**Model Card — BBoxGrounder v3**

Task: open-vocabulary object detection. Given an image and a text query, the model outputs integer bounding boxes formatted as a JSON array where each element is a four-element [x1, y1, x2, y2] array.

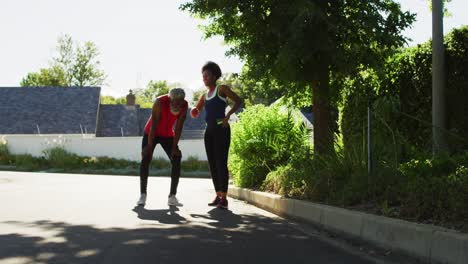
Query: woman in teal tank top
[[190, 61, 242, 209]]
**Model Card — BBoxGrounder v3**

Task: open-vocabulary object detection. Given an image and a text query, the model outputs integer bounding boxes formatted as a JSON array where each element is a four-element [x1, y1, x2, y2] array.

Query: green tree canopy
[[20, 65, 68, 87], [134, 80, 175, 104], [21, 34, 106, 87], [181, 0, 415, 154], [101, 80, 177, 109]]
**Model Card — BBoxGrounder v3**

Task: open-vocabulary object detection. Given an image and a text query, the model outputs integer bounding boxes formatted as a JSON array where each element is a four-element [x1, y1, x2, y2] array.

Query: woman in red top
[[137, 88, 188, 207]]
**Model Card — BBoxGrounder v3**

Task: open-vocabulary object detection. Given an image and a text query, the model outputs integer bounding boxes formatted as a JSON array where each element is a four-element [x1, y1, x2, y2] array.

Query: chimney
[[126, 89, 136, 106]]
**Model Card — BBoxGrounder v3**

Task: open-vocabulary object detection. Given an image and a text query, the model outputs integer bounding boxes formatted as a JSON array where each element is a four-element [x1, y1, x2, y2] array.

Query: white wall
[[1, 134, 207, 161]]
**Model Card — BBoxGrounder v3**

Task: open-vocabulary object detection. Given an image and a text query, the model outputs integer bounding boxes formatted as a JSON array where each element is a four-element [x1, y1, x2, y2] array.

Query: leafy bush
[[15, 154, 46, 170], [229, 104, 312, 188], [398, 151, 468, 222], [341, 26, 468, 159], [151, 157, 171, 169], [83, 156, 140, 170], [1, 148, 210, 177], [0, 139, 13, 165], [262, 164, 308, 198], [181, 155, 209, 171], [43, 147, 81, 169]]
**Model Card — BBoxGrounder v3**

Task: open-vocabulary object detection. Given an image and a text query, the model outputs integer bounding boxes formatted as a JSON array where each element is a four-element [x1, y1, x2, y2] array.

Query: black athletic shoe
[[208, 196, 221, 206], [217, 198, 228, 209]]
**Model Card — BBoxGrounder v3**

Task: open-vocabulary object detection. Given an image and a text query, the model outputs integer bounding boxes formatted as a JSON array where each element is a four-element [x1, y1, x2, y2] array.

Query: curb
[[229, 185, 468, 264]]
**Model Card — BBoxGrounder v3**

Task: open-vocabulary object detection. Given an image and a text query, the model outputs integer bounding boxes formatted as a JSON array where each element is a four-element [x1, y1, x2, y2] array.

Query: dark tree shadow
[[0, 218, 373, 264]]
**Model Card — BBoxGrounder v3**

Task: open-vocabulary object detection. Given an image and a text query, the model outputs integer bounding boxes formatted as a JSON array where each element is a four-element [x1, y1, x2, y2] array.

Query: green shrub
[[43, 147, 81, 169], [15, 154, 45, 170], [83, 156, 139, 170], [229, 104, 312, 188], [342, 26, 468, 158], [181, 155, 208, 171], [398, 152, 468, 222], [151, 157, 171, 169], [262, 164, 308, 198], [0, 140, 13, 165]]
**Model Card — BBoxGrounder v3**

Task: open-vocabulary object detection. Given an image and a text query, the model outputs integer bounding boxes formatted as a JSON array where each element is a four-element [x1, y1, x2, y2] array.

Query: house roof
[[97, 104, 141, 137], [0, 87, 100, 134], [0, 87, 237, 140], [300, 109, 314, 127]]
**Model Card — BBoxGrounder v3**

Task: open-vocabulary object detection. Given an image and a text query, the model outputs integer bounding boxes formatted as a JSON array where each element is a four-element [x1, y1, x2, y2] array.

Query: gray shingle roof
[[97, 105, 141, 137], [138, 108, 152, 136], [0, 87, 100, 134], [183, 108, 206, 130], [300, 109, 314, 127], [0, 87, 232, 140]]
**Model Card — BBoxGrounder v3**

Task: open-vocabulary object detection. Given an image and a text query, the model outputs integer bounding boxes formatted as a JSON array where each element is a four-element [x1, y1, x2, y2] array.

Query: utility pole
[[432, 0, 448, 155]]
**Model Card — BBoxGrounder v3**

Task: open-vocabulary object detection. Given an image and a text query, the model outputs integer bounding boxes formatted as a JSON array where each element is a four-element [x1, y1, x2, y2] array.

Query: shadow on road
[[190, 208, 243, 229], [0, 218, 372, 264], [132, 206, 187, 225]]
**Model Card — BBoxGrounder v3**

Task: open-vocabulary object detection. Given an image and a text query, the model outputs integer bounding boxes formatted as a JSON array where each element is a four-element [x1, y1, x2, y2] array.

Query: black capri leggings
[[204, 124, 231, 193]]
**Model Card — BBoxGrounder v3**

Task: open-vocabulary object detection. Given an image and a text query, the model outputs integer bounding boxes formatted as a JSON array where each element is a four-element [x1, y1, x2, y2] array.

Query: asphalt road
[[0, 171, 379, 264]]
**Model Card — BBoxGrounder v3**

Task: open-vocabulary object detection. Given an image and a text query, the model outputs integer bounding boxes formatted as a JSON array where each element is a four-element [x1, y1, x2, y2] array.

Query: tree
[[100, 95, 126, 105], [427, 0, 452, 17], [181, 1, 415, 155], [20, 65, 68, 87], [99, 80, 176, 109], [431, 0, 449, 154], [70, 41, 107, 86], [21, 34, 106, 87], [53, 34, 74, 86], [237, 66, 291, 106], [134, 80, 177, 104]]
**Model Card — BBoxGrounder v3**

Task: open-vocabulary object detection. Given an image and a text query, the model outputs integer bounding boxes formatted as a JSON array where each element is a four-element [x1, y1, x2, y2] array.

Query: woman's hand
[[222, 116, 230, 127], [190, 108, 200, 118], [170, 147, 181, 160]]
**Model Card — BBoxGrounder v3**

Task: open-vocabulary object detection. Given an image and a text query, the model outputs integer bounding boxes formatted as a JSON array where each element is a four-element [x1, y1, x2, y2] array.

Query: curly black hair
[[201, 61, 222, 80]]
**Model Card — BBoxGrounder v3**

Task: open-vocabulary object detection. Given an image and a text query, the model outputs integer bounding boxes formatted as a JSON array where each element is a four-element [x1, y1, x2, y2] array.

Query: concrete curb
[[229, 185, 468, 264]]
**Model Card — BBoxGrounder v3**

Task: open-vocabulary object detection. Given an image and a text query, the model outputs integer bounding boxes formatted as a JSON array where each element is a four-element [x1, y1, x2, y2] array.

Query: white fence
[[1, 134, 207, 161]]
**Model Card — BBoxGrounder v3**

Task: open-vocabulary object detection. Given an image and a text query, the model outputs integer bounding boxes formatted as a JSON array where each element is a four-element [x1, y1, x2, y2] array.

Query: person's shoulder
[[157, 94, 170, 103], [218, 84, 232, 93], [157, 94, 169, 100], [217, 84, 231, 97]]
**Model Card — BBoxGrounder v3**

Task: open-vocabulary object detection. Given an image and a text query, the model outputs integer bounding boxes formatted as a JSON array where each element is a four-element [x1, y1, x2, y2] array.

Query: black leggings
[[204, 124, 231, 193], [140, 134, 181, 195]]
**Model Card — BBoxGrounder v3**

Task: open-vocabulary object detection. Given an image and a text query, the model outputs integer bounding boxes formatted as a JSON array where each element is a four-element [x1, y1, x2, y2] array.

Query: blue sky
[[0, 0, 466, 97]]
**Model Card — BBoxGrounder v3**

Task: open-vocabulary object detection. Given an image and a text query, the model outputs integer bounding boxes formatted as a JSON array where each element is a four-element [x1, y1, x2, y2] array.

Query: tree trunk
[[312, 67, 334, 156], [432, 0, 448, 155]]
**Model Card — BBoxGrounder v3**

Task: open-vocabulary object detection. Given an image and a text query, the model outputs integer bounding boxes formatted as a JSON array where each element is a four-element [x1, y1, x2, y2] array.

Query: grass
[[0, 146, 210, 178]]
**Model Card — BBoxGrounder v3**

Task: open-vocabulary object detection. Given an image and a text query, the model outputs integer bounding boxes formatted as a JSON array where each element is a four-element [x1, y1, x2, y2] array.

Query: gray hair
[[169, 88, 185, 100]]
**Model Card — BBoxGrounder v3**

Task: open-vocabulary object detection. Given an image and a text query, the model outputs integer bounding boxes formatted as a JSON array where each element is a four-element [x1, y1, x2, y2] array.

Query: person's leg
[[205, 126, 221, 200], [139, 135, 157, 194], [159, 137, 181, 196], [214, 126, 231, 208]]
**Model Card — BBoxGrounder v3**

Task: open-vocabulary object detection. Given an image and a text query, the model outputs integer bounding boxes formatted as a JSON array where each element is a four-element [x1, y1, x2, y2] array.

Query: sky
[[0, 0, 466, 98]]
